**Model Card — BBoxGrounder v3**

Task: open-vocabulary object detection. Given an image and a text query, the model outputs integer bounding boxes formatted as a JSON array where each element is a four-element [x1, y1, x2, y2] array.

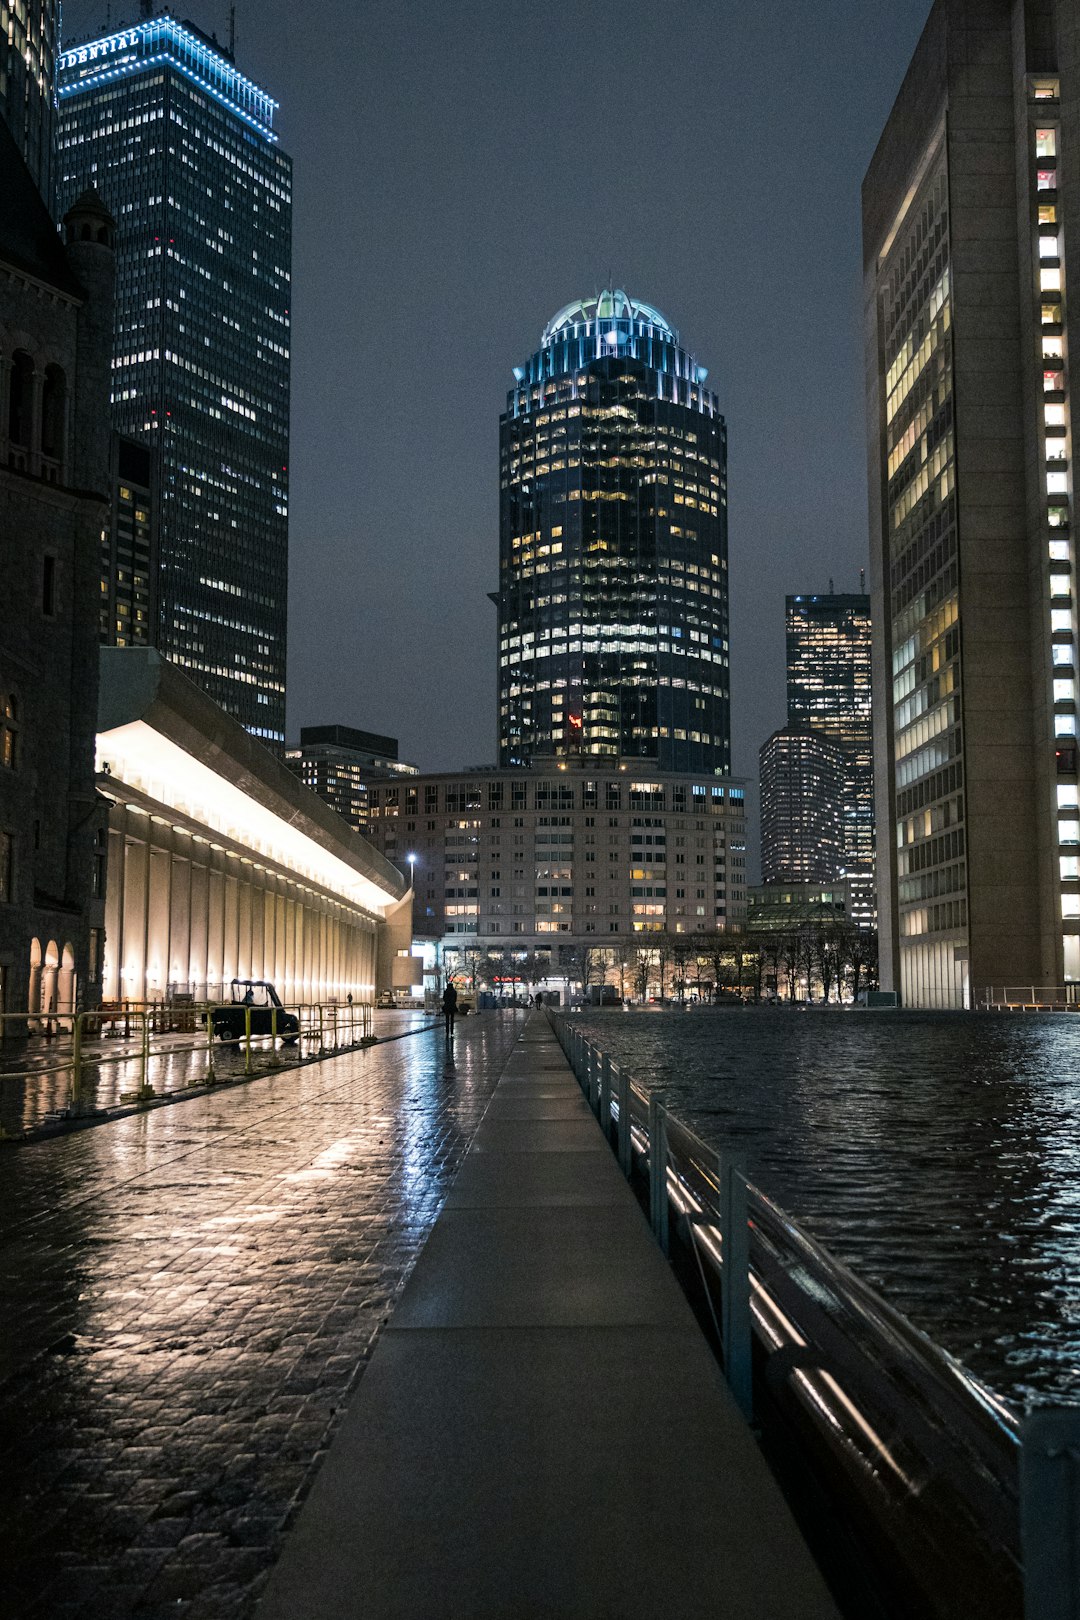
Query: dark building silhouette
[[865, 0, 1080, 1006], [494, 289, 729, 772], [0, 0, 58, 208], [0, 116, 116, 1016], [57, 17, 292, 749], [101, 436, 156, 647]]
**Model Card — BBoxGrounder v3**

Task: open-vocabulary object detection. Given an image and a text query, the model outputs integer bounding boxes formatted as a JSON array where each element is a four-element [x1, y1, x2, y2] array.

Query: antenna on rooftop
[[828, 576, 834, 594], [229, 3, 236, 55], [140, 0, 153, 16], [860, 567, 865, 593]]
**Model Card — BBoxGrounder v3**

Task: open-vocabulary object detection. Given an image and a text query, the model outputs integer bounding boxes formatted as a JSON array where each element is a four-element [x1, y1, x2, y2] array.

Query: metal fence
[[979, 986, 1080, 1010], [0, 999, 377, 1135], [550, 1011, 1080, 1620]]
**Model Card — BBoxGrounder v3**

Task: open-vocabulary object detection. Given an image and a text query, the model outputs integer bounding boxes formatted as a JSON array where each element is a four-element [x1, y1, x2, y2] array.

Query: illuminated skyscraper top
[[57, 17, 291, 747], [495, 289, 729, 772]]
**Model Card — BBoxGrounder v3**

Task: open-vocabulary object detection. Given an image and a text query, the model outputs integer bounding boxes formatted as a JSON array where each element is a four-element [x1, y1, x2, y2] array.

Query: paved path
[[0, 1011, 523, 1618], [258, 1018, 841, 1620]]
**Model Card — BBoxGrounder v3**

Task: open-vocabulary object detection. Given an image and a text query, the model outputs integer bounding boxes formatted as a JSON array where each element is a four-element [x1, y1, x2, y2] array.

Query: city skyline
[[60, 0, 934, 782]]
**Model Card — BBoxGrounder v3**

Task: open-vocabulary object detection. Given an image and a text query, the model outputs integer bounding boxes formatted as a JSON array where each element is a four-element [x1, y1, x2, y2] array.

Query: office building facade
[[1, 0, 58, 207], [57, 18, 292, 746], [786, 593, 874, 888], [286, 725, 419, 834], [759, 726, 847, 884], [865, 0, 1080, 1006], [100, 434, 156, 646], [495, 290, 729, 773], [361, 760, 747, 963]]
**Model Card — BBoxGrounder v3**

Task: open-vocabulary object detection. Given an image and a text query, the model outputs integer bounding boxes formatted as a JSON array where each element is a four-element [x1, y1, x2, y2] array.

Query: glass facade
[[759, 726, 846, 885], [877, 147, 965, 1007], [495, 290, 729, 773], [56, 19, 291, 747], [785, 592, 874, 912], [101, 435, 155, 646], [0, 0, 58, 207]]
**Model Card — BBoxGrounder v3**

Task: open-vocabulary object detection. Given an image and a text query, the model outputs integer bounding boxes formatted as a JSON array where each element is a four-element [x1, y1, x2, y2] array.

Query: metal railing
[[0, 999, 377, 1135], [979, 986, 1080, 1011], [550, 1011, 1080, 1620]]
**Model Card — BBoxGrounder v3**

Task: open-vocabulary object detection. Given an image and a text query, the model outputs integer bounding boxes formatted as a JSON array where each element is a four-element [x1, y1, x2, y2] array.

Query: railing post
[[600, 1052, 612, 1137], [718, 1152, 753, 1419], [244, 1005, 253, 1075], [618, 1069, 631, 1173], [648, 1097, 669, 1255], [70, 1012, 84, 1110], [205, 1009, 216, 1083], [1021, 1408, 1080, 1620], [139, 1012, 152, 1098]]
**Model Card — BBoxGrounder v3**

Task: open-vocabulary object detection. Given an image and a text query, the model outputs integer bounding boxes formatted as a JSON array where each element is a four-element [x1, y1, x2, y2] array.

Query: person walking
[[442, 981, 458, 1042]]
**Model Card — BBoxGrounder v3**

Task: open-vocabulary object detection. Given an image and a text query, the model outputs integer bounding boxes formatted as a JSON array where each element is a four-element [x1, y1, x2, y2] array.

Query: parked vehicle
[[376, 990, 395, 1009], [212, 980, 300, 1043]]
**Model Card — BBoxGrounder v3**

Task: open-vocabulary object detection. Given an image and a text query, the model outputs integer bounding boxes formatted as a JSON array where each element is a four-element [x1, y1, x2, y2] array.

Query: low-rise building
[[96, 650, 411, 1006], [362, 758, 747, 991]]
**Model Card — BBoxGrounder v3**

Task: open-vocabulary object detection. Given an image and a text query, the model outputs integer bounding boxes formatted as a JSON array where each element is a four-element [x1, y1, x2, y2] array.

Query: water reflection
[[577, 1007, 1080, 1406]]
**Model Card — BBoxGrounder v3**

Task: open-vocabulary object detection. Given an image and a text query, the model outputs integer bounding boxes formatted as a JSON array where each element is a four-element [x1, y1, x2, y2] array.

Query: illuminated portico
[[96, 650, 410, 1005]]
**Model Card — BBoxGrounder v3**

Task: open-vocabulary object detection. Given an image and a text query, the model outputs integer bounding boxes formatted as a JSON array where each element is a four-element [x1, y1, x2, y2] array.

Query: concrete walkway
[[258, 1017, 841, 1619]]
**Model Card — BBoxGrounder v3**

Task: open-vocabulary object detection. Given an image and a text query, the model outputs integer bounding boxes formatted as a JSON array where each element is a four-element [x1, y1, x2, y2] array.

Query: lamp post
[[406, 852, 417, 892]]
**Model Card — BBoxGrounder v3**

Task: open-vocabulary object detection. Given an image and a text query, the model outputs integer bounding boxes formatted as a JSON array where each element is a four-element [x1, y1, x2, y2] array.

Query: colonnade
[[103, 802, 378, 1005]]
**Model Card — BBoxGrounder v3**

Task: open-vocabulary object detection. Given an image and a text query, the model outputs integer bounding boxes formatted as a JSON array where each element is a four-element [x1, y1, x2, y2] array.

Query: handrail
[[549, 1011, 1079, 1620], [0, 999, 378, 1133]]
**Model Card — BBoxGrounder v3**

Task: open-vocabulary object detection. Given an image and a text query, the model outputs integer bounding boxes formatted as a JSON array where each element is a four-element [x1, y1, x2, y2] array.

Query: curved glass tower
[[494, 290, 729, 772]]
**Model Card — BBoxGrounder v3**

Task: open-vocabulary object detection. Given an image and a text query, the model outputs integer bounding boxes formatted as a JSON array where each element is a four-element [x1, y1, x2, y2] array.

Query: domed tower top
[[63, 188, 116, 250], [511, 286, 711, 393]]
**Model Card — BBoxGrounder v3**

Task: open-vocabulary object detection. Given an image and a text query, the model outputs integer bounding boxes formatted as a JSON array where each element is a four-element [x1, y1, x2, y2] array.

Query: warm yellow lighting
[[97, 719, 399, 916]]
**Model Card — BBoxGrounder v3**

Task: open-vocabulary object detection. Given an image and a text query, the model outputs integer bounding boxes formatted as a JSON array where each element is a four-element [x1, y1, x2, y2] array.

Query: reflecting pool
[[575, 1007, 1080, 1406]]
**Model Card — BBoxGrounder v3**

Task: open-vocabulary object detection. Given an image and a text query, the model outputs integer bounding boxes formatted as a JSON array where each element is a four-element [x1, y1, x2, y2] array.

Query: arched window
[[41, 365, 66, 464], [1, 695, 17, 769], [7, 351, 33, 450]]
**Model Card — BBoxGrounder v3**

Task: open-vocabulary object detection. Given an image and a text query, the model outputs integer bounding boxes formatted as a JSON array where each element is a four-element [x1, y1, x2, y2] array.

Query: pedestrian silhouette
[[442, 982, 458, 1042]]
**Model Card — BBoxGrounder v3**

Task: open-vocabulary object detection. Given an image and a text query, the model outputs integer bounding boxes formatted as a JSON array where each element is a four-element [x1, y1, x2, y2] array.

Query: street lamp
[[406, 852, 417, 891]]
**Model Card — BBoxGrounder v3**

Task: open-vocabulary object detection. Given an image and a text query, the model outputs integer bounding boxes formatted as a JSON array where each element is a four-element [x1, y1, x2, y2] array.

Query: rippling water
[[575, 1006, 1080, 1408]]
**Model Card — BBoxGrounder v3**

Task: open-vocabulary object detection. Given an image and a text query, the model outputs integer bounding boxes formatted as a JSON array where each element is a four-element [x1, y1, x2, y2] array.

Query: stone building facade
[[362, 760, 747, 992], [0, 118, 115, 1017]]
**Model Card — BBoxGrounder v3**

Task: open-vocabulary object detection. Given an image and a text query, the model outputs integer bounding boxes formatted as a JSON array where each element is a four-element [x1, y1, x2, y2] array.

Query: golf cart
[[212, 980, 300, 1043]]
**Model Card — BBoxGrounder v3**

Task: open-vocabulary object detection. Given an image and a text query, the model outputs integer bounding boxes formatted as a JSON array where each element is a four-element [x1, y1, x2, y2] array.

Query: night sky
[[65, 0, 932, 783]]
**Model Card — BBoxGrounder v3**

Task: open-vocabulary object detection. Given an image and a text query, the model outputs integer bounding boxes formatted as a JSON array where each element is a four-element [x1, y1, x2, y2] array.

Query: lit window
[[1055, 679, 1076, 702], [1042, 269, 1062, 293], [1036, 129, 1058, 157], [1062, 856, 1080, 880], [1040, 234, 1060, 259]]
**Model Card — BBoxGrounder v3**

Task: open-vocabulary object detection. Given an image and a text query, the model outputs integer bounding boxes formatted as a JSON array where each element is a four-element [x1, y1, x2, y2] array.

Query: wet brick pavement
[[0, 1011, 524, 1619]]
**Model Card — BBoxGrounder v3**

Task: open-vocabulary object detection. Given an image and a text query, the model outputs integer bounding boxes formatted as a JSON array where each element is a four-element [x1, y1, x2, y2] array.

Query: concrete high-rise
[[57, 17, 292, 748], [0, 0, 58, 207], [864, 0, 1080, 1007], [494, 290, 729, 773]]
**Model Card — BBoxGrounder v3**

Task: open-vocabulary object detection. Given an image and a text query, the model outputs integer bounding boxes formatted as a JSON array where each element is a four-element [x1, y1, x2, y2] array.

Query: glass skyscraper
[[0, 0, 58, 207], [785, 592, 874, 907], [494, 290, 729, 772], [57, 18, 291, 746]]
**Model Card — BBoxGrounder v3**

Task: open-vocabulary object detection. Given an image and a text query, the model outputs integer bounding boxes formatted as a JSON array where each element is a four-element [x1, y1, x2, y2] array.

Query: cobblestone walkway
[[0, 1012, 524, 1619]]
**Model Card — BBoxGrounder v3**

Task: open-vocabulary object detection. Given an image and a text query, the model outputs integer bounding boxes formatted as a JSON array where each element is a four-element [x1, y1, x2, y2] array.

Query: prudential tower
[[494, 290, 729, 772]]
